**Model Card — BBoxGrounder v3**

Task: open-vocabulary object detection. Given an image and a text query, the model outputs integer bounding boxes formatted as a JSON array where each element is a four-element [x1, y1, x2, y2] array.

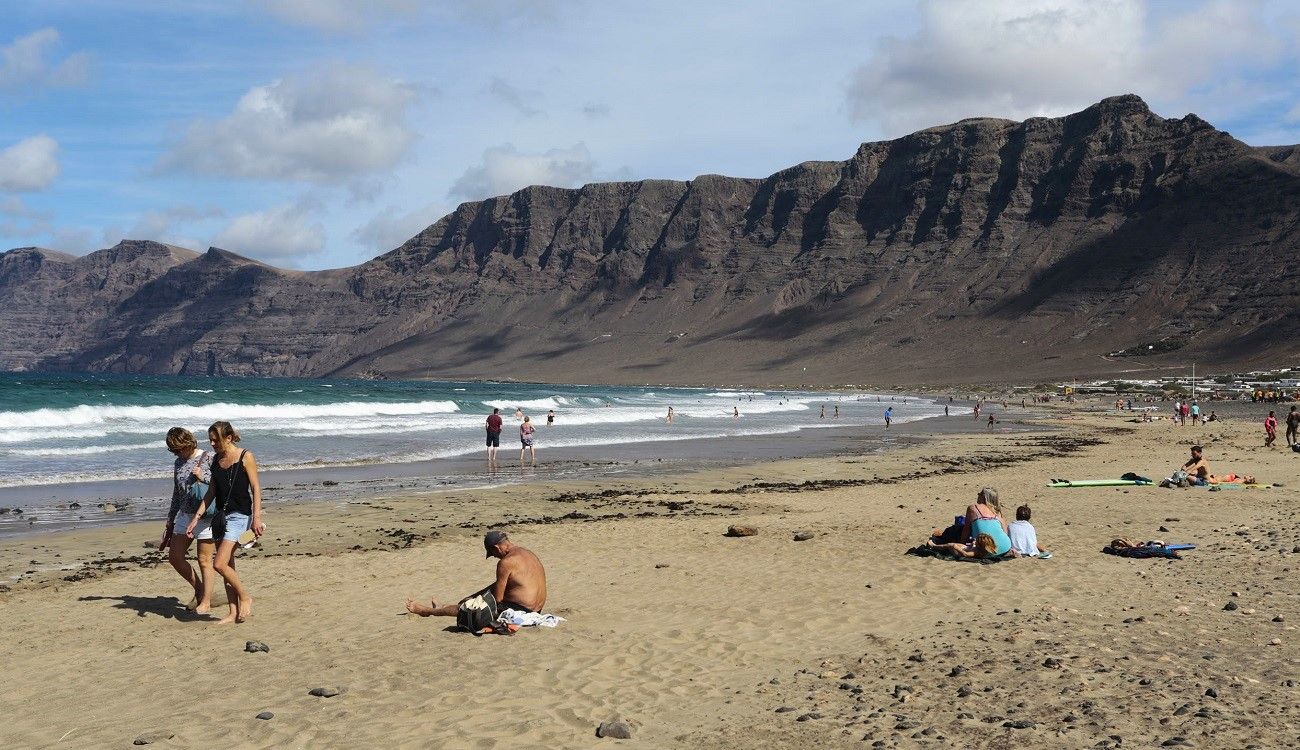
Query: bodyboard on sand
[[1048, 479, 1153, 488], [1103, 543, 1195, 559]]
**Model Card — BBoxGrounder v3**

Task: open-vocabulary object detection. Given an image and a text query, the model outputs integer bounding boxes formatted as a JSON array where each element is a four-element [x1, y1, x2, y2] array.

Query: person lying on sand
[[927, 533, 1003, 559], [405, 530, 547, 617]]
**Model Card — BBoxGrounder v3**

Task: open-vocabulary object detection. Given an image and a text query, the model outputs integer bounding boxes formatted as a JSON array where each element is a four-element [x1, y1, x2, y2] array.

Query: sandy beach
[[1, 400, 1296, 748]]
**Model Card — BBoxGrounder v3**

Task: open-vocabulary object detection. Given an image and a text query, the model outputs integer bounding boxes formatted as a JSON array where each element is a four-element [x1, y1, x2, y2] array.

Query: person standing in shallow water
[[186, 421, 264, 624], [884, 406, 892, 429], [161, 427, 214, 614], [520, 416, 537, 466], [485, 408, 503, 464]]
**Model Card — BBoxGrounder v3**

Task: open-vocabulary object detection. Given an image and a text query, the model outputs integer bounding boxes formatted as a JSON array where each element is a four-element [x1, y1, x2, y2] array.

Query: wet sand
[[0, 399, 1296, 748]]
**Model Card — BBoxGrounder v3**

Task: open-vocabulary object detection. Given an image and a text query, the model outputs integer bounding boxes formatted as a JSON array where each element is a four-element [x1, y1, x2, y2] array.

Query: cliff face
[[3, 95, 1298, 385]]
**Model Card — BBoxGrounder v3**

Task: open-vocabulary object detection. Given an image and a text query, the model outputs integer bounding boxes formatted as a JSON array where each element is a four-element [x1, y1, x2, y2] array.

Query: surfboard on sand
[[1047, 479, 1153, 488]]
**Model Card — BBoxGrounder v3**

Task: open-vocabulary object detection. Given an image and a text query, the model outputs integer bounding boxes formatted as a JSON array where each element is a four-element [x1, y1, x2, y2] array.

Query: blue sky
[[1, 0, 1298, 269]]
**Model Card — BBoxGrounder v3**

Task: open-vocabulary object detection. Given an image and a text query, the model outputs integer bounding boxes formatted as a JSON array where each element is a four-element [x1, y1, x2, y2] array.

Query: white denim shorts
[[173, 511, 213, 541]]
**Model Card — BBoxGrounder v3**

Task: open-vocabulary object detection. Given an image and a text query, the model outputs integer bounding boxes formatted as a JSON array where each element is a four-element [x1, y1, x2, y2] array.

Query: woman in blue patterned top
[[160, 427, 215, 614]]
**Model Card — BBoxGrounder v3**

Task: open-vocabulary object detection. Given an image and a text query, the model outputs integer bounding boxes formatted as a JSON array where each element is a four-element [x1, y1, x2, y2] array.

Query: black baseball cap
[[484, 530, 508, 557]]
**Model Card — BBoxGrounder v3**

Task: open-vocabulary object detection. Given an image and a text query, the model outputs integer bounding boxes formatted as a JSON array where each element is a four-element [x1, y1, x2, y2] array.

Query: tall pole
[[1192, 363, 1196, 399]]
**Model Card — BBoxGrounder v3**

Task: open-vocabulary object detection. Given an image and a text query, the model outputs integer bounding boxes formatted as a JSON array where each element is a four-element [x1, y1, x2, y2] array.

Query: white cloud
[[847, 0, 1295, 136], [0, 135, 61, 192], [128, 205, 224, 245], [249, 0, 423, 32], [157, 64, 419, 183], [489, 77, 543, 117], [213, 201, 325, 262], [0, 28, 90, 92], [450, 143, 595, 201], [352, 201, 445, 252]]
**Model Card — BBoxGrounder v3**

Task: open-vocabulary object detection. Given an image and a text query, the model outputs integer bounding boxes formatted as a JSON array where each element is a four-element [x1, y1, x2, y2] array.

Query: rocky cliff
[[3, 95, 1298, 386]]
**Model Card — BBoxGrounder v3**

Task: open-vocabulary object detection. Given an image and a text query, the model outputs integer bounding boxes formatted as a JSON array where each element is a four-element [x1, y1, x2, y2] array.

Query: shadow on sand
[[78, 594, 214, 621]]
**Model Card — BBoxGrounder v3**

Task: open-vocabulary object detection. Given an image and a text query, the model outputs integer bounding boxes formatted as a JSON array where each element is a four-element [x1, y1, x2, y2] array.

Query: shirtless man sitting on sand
[[1183, 445, 1209, 480], [405, 530, 547, 616]]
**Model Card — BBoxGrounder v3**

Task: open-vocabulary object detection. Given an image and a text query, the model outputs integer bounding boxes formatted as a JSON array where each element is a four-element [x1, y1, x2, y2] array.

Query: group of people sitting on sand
[[925, 488, 1051, 560], [160, 421, 264, 624]]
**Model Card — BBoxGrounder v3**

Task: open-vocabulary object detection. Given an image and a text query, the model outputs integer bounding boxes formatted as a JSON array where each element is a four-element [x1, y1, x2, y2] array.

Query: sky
[[1, 0, 1298, 270]]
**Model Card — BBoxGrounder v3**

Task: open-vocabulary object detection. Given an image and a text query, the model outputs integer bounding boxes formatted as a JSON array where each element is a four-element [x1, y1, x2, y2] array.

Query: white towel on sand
[[498, 609, 565, 628]]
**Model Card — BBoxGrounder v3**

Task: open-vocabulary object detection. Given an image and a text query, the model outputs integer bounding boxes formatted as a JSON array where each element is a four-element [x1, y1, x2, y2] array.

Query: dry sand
[[1, 402, 1297, 748]]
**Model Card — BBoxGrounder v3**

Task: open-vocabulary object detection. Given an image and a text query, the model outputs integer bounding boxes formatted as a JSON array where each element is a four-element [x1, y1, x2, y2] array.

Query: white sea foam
[[0, 400, 462, 429], [4, 440, 161, 457], [481, 397, 570, 411]]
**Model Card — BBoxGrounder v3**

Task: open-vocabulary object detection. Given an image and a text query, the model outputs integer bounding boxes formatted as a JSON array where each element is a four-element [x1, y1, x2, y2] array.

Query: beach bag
[[457, 591, 498, 634]]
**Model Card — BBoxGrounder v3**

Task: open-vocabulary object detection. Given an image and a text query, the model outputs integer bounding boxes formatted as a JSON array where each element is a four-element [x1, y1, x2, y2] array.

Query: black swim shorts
[[486, 430, 500, 447]]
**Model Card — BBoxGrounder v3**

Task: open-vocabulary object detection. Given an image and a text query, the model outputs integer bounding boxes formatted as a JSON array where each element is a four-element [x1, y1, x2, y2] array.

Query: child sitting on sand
[[927, 532, 1002, 559], [1009, 505, 1051, 558]]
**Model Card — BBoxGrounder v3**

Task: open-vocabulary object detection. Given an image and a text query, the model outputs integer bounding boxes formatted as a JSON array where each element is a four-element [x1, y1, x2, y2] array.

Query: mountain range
[[3, 94, 1298, 387]]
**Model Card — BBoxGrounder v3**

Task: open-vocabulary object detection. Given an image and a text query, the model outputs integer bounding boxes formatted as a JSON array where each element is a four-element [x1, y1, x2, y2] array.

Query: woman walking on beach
[[161, 428, 215, 613], [186, 421, 264, 624], [1264, 411, 1278, 448], [520, 416, 537, 465]]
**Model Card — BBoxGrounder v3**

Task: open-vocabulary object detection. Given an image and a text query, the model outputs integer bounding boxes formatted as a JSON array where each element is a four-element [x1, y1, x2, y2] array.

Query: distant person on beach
[[962, 488, 1011, 555], [1264, 411, 1278, 448], [1286, 406, 1299, 446], [161, 427, 215, 614], [820, 404, 825, 419], [186, 421, 264, 624], [1191, 401, 1200, 425], [834, 405, 839, 419], [944, 405, 949, 416], [1180, 401, 1189, 426], [1008, 505, 1050, 558], [546, 409, 555, 427], [884, 406, 892, 429], [514, 407, 524, 421], [486, 408, 503, 463], [666, 406, 674, 423], [520, 416, 536, 465], [987, 414, 996, 429], [733, 406, 739, 419], [405, 530, 547, 617]]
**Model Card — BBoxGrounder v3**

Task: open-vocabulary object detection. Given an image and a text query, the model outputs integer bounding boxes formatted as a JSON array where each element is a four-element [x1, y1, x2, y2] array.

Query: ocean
[[0, 373, 952, 534]]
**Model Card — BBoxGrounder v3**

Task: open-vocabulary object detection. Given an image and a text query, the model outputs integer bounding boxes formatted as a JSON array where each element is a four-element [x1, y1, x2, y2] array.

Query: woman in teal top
[[963, 487, 1012, 556]]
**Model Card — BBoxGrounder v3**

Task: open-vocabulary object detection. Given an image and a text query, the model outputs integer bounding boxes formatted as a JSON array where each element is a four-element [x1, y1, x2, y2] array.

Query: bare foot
[[215, 610, 237, 625], [194, 603, 211, 615], [405, 598, 435, 616], [185, 596, 199, 611], [236, 596, 253, 623]]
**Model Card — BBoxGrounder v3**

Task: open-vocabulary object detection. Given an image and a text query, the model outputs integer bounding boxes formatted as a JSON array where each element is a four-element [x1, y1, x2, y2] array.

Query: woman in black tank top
[[186, 420, 265, 624]]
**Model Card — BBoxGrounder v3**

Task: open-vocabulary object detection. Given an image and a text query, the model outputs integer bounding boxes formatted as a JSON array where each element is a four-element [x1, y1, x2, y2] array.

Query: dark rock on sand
[[775, 706, 795, 713], [792, 531, 814, 541], [1003, 720, 1036, 729], [596, 720, 633, 739], [132, 732, 174, 745], [309, 687, 342, 698], [245, 641, 270, 653], [1223, 601, 1239, 611], [1205, 687, 1219, 698], [256, 712, 274, 720], [796, 713, 822, 722], [725, 525, 757, 537]]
